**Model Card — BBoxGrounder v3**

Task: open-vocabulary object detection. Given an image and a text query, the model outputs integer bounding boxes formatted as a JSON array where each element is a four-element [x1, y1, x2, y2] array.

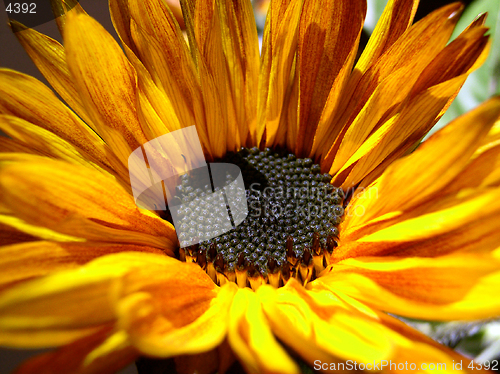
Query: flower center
[[172, 147, 344, 289]]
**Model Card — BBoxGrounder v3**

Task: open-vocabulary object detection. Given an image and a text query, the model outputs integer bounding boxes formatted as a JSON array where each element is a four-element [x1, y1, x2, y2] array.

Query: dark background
[[0, 0, 479, 373]]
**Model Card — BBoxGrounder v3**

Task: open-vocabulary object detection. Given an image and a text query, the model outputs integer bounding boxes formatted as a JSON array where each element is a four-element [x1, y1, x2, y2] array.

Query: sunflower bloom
[[1, 0, 500, 373]]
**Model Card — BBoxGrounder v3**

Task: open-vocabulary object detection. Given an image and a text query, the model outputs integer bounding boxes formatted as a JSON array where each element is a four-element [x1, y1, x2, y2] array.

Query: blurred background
[[0, 0, 499, 373]]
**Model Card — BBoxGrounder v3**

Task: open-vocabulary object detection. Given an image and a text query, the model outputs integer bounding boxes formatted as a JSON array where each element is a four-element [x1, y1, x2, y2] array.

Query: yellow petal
[[317, 253, 500, 320], [258, 0, 304, 147], [338, 187, 500, 259], [295, 0, 366, 157], [0, 252, 204, 348], [345, 97, 500, 229], [260, 280, 394, 367], [0, 219, 37, 246], [0, 241, 164, 289], [0, 158, 177, 252], [13, 328, 137, 374], [0, 214, 82, 244], [122, 282, 236, 357], [10, 20, 93, 127], [332, 291, 484, 374], [216, 0, 260, 147], [316, 3, 463, 163], [0, 115, 104, 171], [0, 70, 126, 182], [49, 0, 87, 36], [64, 11, 148, 165], [355, 0, 418, 75], [228, 287, 299, 374]]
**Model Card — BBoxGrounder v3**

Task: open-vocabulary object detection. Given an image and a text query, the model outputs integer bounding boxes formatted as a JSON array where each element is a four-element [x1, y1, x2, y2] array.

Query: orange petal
[[0, 157, 177, 252], [317, 253, 500, 320], [344, 97, 500, 229], [335, 75, 467, 188], [335, 23, 490, 188], [10, 20, 93, 127], [0, 252, 207, 348], [109, 0, 139, 55], [128, 0, 211, 155], [338, 187, 500, 258], [122, 282, 236, 357], [442, 127, 500, 194], [181, 0, 236, 155], [0, 241, 163, 290], [64, 11, 148, 165], [316, 3, 464, 165], [295, 0, 366, 157], [13, 328, 137, 374], [258, 0, 304, 147], [0, 70, 127, 182], [228, 287, 300, 373], [216, 0, 260, 147]]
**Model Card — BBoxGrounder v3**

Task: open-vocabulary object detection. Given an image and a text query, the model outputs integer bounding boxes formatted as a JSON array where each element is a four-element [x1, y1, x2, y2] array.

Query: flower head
[[0, 0, 499, 373]]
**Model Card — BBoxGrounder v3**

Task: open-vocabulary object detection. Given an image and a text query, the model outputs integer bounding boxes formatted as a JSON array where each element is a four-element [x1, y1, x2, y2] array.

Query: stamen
[[169, 147, 344, 289]]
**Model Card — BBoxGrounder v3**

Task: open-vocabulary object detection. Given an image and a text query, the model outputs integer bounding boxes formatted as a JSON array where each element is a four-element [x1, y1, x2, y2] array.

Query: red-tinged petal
[[0, 70, 127, 183], [64, 11, 148, 165], [257, 0, 304, 147], [0, 241, 164, 290], [295, 0, 366, 157], [317, 254, 500, 321], [344, 97, 500, 229], [355, 0, 418, 75], [338, 187, 500, 258], [228, 287, 300, 373], [122, 283, 237, 357], [316, 3, 464, 164], [0, 158, 177, 252], [10, 20, 94, 127], [13, 328, 137, 374]]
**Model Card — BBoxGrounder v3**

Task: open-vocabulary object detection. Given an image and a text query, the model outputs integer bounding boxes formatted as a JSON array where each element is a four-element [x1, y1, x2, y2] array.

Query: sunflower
[[0, 0, 500, 373]]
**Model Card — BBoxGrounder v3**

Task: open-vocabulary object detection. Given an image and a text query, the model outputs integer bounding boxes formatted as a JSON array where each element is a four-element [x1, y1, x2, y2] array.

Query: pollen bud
[[267, 257, 281, 288], [247, 264, 266, 290], [236, 253, 248, 288], [299, 248, 314, 286]]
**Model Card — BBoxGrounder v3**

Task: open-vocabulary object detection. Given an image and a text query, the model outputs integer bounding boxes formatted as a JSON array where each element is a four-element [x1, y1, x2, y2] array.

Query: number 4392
[[469, 360, 498, 370], [5, 3, 36, 13]]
